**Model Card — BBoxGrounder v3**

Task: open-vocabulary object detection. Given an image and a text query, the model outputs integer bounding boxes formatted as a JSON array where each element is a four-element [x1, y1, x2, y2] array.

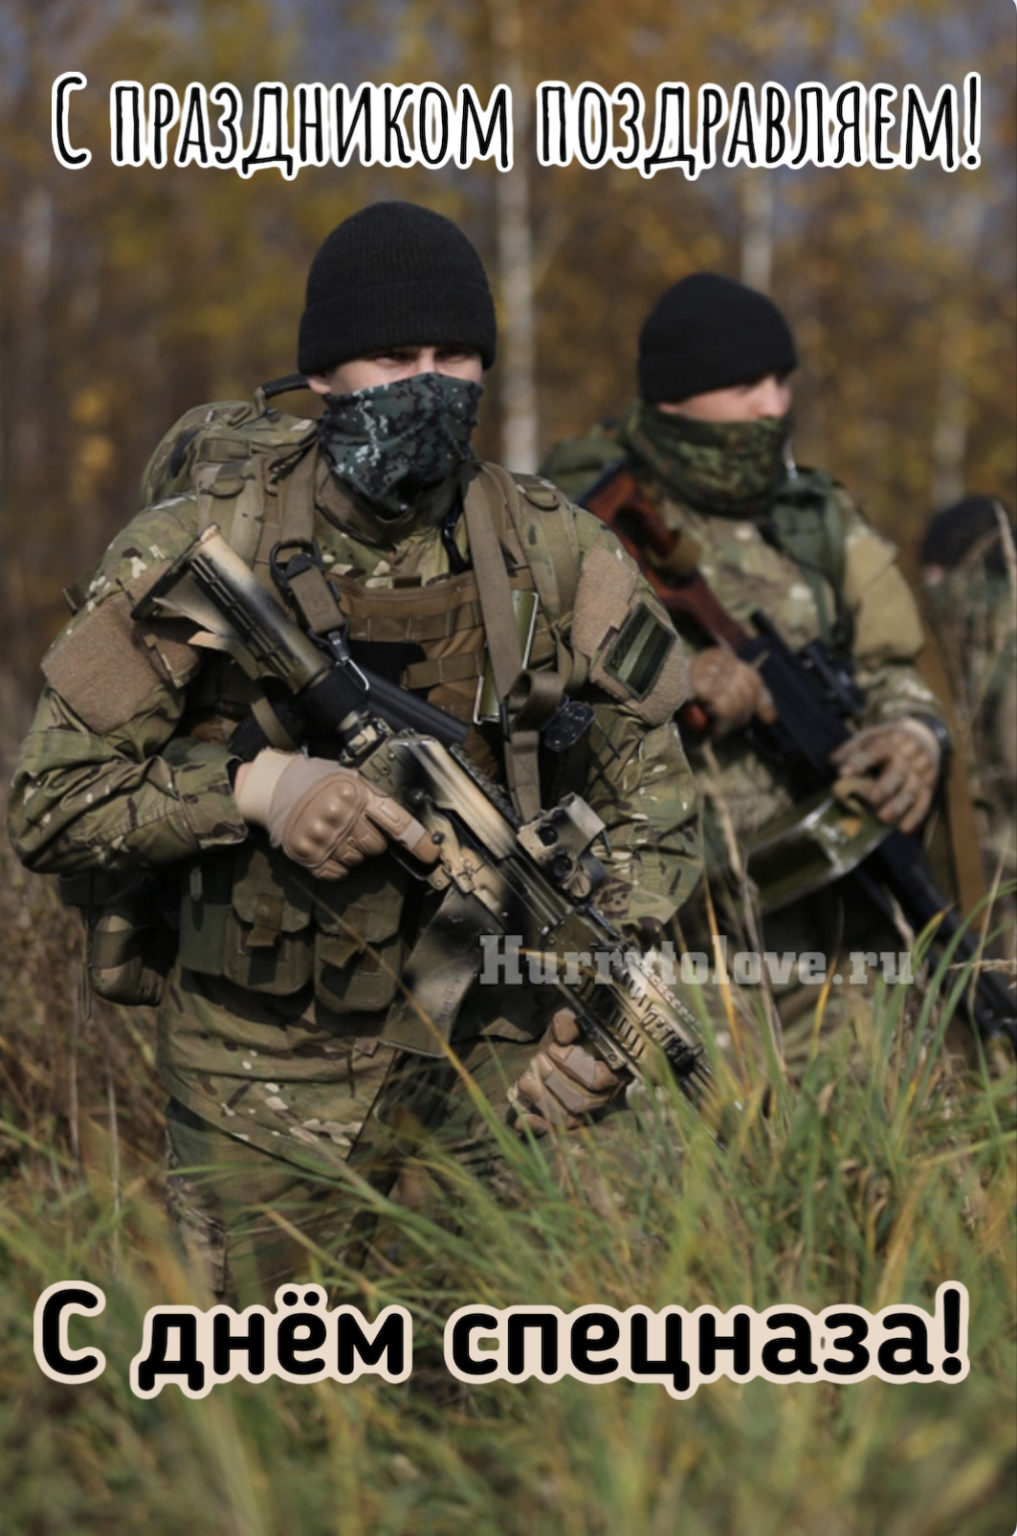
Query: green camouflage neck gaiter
[[319, 373, 482, 520], [625, 401, 792, 518]]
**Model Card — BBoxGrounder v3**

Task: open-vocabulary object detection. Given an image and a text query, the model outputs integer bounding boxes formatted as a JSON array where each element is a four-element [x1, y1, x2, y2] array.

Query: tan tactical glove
[[829, 719, 941, 835], [234, 749, 438, 879], [508, 1008, 628, 1135], [688, 646, 777, 738]]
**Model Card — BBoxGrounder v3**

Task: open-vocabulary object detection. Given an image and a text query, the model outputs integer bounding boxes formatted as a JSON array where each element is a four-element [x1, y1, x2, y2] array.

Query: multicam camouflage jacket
[[542, 402, 948, 841], [7, 440, 700, 1167]]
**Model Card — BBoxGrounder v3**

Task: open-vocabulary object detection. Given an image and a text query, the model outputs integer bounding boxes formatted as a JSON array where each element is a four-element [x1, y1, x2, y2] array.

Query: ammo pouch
[[177, 840, 409, 1018], [60, 871, 179, 1007]]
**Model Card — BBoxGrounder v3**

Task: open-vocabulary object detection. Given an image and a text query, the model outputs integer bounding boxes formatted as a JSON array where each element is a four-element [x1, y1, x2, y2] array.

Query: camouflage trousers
[[164, 1029, 568, 1307]]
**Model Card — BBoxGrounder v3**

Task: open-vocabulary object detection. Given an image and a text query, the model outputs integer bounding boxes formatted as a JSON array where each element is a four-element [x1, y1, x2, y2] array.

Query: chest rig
[[173, 424, 583, 1036]]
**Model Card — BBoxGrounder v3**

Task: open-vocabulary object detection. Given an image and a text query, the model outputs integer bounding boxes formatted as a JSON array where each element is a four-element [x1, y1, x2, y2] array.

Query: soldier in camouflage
[[542, 272, 951, 1028], [922, 497, 1016, 960], [8, 203, 700, 1301]]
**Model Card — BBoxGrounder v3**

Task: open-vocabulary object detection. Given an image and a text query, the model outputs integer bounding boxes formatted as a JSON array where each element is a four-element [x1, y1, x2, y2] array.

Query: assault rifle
[[583, 467, 1016, 1048], [133, 525, 716, 1113]]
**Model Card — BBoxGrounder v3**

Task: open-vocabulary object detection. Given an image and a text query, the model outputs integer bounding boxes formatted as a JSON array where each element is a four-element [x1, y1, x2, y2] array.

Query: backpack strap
[[253, 441, 353, 645], [767, 472, 850, 648], [490, 464, 582, 618], [463, 465, 567, 820], [481, 461, 587, 698], [195, 437, 337, 747], [250, 439, 317, 569], [267, 436, 319, 545]]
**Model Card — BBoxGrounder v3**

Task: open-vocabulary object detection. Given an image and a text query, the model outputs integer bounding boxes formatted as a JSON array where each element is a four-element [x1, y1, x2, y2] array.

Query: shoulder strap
[[768, 472, 848, 645], [196, 437, 330, 750], [252, 439, 319, 572], [196, 457, 266, 563], [196, 438, 320, 584], [463, 465, 569, 820], [482, 462, 582, 618]]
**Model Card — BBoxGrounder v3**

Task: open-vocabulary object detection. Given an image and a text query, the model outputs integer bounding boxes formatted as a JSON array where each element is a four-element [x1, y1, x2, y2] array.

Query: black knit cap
[[921, 496, 1013, 575], [297, 201, 496, 376], [638, 272, 797, 404]]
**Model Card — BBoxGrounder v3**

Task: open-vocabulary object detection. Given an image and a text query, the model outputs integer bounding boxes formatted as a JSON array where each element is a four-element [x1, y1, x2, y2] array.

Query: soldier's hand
[[688, 646, 777, 738], [234, 749, 438, 879], [508, 1008, 628, 1135], [830, 720, 941, 835]]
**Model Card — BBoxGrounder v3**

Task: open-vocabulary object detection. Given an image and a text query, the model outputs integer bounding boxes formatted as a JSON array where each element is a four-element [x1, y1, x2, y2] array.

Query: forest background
[[0, 3, 1014, 1534], [0, 0, 1014, 702]]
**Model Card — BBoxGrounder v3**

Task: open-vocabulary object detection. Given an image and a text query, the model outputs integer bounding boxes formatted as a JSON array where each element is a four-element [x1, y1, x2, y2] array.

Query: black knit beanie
[[297, 202, 496, 376], [638, 272, 797, 404], [921, 496, 1013, 575]]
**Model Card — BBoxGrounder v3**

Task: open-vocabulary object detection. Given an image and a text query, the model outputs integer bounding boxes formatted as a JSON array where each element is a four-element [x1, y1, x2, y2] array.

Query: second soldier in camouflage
[[542, 272, 951, 1034]]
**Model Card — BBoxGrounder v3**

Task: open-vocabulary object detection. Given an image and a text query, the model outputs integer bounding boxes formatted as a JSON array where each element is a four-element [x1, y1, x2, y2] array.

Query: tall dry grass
[[1, 671, 1014, 1536]]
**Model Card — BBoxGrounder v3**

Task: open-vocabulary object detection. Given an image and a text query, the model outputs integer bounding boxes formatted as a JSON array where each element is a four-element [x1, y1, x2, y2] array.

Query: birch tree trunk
[[930, 196, 983, 509], [740, 174, 775, 295], [488, 0, 538, 471]]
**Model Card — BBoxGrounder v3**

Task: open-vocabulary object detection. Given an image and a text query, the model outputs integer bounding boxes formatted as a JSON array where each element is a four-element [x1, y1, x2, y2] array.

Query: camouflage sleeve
[[839, 496, 947, 729], [7, 499, 248, 875], [538, 423, 623, 505], [582, 708, 701, 931], [565, 510, 702, 930]]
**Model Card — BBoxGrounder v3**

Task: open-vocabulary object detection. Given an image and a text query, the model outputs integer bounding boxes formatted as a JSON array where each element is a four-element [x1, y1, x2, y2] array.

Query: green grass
[[1, 1005, 1014, 1531], [1, 824, 1015, 1536]]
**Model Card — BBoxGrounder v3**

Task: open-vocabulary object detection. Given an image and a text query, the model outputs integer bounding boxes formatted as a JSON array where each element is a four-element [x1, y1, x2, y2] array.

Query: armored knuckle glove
[[830, 719, 941, 835], [688, 646, 776, 738], [235, 749, 437, 880], [508, 1007, 628, 1136]]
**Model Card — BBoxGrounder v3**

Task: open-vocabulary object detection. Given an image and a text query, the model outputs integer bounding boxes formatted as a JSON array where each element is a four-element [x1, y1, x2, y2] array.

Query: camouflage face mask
[[630, 403, 793, 517], [318, 373, 482, 518]]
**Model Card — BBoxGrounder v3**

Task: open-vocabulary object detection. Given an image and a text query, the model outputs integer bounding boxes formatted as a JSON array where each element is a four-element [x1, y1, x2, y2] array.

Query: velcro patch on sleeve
[[121, 566, 203, 689], [571, 545, 690, 723], [42, 577, 195, 734]]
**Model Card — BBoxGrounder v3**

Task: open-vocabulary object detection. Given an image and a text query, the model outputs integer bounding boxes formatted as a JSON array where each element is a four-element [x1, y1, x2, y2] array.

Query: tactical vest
[[142, 392, 586, 1030]]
